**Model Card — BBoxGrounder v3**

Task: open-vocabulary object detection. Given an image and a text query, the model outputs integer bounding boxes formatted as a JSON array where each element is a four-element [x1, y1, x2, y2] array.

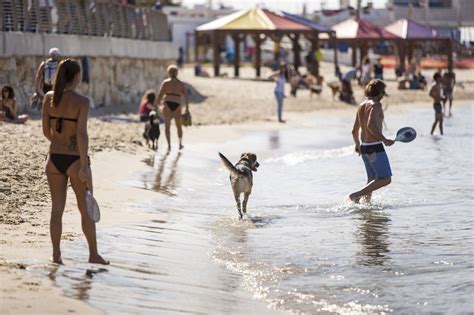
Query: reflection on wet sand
[[47, 263, 108, 301], [356, 210, 391, 266], [141, 151, 182, 196], [141, 154, 155, 167]]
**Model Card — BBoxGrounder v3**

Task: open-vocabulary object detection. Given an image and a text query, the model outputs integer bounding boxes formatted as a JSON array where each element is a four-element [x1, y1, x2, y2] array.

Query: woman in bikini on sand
[[0, 85, 29, 123], [42, 59, 108, 265], [155, 65, 189, 151]]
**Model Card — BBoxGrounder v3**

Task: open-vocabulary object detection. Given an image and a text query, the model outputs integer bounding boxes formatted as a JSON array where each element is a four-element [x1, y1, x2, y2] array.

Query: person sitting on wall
[[0, 85, 29, 124]]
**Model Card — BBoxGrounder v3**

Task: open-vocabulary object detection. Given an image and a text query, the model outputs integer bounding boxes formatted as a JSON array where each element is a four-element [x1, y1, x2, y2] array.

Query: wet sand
[[1, 63, 473, 314]]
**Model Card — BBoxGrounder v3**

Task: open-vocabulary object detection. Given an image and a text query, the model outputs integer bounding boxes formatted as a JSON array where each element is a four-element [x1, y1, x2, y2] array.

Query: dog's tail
[[218, 152, 239, 176]]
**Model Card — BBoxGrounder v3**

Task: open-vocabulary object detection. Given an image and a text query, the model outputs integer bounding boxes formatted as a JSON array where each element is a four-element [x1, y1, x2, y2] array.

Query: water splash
[[265, 145, 354, 166]]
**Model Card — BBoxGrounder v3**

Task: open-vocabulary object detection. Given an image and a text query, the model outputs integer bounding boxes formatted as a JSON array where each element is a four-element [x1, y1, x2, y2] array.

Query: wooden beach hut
[[323, 18, 399, 67], [194, 8, 335, 77], [384, 19, 454, 71]]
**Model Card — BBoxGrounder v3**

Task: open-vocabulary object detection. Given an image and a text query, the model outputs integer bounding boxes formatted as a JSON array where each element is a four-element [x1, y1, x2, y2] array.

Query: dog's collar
[[239, 158, 255, 166], [238, 158, 257, 171]]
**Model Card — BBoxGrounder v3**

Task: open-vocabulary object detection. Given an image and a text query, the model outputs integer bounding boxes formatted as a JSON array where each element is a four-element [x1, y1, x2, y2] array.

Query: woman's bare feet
[[89, 254, 110, 265], [179, 144, 184, 150], [52, 251, 63, 264], [51, 257, 63, 265]]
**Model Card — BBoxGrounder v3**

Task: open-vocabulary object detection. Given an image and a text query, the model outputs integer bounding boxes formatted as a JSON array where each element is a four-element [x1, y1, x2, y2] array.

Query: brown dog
[[219, 152, 260, 219], [307, 75, 324, 97], [327, 81, 342, 100]]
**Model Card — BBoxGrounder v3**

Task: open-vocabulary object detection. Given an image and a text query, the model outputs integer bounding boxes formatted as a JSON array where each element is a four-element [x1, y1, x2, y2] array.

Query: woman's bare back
[[45, 91, 88, 155], [162, 78, 185, 104]]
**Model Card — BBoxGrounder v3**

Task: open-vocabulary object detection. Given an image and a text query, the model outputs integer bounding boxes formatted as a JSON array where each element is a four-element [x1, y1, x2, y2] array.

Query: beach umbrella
[[195, 7, 335, 77]]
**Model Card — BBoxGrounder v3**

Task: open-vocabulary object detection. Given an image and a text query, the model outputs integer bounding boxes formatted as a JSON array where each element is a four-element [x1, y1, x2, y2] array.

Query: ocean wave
[[265, 146, 354, 166]]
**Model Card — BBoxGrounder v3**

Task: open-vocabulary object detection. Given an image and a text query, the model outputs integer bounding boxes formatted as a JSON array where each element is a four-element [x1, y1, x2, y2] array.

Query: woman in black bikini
[[155, 65, 189, 150], [42, 59, 108, 265]]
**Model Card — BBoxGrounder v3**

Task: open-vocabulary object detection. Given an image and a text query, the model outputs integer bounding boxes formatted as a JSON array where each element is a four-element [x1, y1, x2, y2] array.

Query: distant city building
[[313, 0, 473, 29], [163, 4, 234, 59], [389, 0, 473, 28], [391, 0, 451, 8]]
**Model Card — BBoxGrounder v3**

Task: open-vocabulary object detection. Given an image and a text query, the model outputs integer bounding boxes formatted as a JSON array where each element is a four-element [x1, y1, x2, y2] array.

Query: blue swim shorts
[[360, 143, 392, 180]]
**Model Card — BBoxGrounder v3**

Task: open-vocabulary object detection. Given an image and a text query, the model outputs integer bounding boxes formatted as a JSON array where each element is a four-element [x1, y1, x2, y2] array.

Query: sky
[[181, 0, 390, 13]]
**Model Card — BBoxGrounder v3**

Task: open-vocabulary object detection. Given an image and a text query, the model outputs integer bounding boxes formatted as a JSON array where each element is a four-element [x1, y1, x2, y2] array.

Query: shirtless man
[[155, 65, 189, 151], [429, 72, 444, 135], [349, 79, 394, 203], [442, 70, 456, 117], [35, 48, 61, 97]]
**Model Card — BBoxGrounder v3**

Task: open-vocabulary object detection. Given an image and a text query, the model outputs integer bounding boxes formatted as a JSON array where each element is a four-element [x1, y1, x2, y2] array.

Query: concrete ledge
[[1, 32, 178, 60]]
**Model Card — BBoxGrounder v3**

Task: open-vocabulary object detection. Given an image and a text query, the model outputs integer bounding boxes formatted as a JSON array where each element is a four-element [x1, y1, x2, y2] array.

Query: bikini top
[[49, 115, 78, 133]]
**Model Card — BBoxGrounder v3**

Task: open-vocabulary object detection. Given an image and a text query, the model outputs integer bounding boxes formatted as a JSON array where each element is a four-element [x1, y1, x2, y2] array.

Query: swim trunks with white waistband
[[360, 142, 392, 180]]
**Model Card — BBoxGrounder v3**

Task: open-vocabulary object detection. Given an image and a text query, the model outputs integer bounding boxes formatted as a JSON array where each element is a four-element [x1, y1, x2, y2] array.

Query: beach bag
[[30, 93, 42, 111], [182, 110, 192, 127], [85, 188, 100, 223]]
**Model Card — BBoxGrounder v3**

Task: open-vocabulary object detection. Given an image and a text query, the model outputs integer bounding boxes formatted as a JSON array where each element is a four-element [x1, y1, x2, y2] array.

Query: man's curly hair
[[365, 79, 386, 97]]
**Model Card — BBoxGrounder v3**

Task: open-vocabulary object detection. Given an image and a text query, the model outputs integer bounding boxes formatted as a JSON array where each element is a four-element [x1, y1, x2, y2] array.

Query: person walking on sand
[[155, 65, 189, 151], [430, 72, 444, 135], [42, 59, 108, 265], [274, 64, 287, 123], [442, 70, 456, 117], [360, 57, 372, 87], [35, 48, 61, 97], [373, 57, 384, 80], [349, 79, 394, 203]]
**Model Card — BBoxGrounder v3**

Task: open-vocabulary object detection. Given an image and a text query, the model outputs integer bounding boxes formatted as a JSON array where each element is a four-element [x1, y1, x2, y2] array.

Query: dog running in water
[[143, 111, 160, 150], [219, 152, 260, 219]]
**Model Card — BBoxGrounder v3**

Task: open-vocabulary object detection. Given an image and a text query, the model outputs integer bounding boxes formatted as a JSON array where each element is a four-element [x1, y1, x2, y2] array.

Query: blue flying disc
[[395, 127, 417, 143]]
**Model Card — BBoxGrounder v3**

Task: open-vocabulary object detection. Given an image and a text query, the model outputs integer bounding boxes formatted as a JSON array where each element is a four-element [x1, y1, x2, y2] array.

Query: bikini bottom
[[49, 154, 87, 175], [165, 101, 180, 112]]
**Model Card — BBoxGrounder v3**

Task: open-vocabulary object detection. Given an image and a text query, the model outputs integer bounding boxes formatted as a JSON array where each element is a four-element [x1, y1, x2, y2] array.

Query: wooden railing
[[0, 0, 169, 41]]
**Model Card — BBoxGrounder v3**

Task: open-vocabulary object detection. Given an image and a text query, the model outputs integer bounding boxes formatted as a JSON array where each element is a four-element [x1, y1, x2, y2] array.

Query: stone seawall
[[0, 32, 178, 111]]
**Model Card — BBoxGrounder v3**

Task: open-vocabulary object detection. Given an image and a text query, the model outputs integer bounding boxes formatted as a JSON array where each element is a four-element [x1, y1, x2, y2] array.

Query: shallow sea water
[[32, 101, 473, 314]]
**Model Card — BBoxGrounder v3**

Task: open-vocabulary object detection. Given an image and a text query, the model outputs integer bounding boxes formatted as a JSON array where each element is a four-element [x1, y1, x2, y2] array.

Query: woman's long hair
[[279, 64, 289, 81], [1, 85, 14, 100], [141, 89, 156, 105], [52, 59, 81, 107]]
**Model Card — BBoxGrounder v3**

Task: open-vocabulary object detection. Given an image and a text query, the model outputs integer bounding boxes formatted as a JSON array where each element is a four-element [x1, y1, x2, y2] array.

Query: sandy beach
[[1, 63, 473, 314]]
